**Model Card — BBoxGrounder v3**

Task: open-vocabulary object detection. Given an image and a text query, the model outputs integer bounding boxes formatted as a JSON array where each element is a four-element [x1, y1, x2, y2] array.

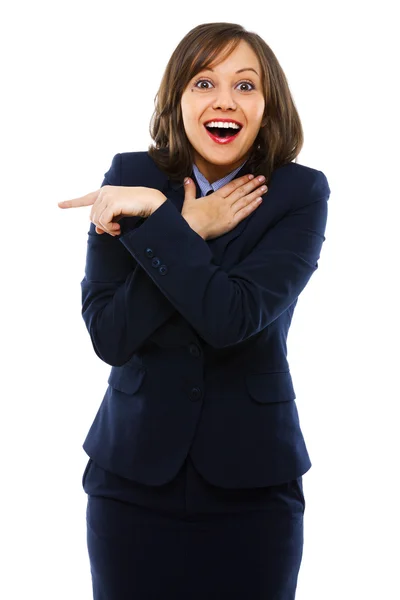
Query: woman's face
[[181, 40, 265, 183]]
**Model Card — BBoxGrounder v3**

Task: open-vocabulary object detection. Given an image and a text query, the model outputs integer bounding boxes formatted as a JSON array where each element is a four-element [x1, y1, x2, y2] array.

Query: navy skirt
[[83, 455, 305, 599]]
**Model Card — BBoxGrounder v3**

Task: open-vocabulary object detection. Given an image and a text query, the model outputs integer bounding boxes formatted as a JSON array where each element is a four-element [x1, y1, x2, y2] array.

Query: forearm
[[119, 196, 328, 349]]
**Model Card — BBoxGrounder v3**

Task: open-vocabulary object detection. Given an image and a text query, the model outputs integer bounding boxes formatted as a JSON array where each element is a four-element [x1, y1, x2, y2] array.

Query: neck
[[194, 155, 248, 184]]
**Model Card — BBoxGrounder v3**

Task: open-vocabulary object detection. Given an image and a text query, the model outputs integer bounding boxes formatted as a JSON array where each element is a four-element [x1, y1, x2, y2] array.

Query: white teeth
[[205, 121, 241, 129]]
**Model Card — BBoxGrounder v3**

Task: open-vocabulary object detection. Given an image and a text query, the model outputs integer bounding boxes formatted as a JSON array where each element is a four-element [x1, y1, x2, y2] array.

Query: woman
[[59, 22, 330, 600]]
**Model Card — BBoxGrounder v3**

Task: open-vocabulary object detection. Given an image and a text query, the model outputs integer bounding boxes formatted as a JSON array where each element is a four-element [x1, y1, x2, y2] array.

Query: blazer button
[[151, 257, 161, 268], [145, 248, 154, 258], [190, 387, 202, 402], [159, 265, 168, 275], [189, 344, 200, 357]]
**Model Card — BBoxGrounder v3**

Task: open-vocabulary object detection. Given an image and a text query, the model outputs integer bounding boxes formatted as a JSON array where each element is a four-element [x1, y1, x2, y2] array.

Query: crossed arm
[[81, 164, 329, 367]]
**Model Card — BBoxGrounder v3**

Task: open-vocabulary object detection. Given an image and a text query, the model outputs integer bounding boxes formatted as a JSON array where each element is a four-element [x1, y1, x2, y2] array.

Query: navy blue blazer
[[81, 151, 330, 489]]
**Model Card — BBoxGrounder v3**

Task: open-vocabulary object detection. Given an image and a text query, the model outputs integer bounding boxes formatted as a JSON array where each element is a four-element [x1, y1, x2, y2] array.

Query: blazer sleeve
[[80, 153, 177, 366], [118, 172, 329, 349]]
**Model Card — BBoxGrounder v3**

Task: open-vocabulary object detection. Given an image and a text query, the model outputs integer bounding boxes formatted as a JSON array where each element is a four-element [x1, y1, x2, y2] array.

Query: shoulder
[[105, 151, 168, 188], [271, 161, 331, 206], [120, 151, 168, 186]]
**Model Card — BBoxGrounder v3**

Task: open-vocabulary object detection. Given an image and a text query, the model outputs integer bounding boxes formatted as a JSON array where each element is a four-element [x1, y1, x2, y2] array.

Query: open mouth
[[204, 122, 243, 144]]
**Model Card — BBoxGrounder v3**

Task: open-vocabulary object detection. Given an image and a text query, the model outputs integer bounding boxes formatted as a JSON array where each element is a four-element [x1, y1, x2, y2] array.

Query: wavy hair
[[148, 22, 303, 186]]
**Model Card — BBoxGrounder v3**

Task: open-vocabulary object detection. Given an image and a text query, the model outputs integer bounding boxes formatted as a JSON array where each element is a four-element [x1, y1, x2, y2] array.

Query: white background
[[1, 0, 399, 598]]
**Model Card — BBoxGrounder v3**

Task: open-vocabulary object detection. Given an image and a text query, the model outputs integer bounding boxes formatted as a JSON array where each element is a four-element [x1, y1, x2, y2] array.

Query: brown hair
[[148, 22, 303, 186]]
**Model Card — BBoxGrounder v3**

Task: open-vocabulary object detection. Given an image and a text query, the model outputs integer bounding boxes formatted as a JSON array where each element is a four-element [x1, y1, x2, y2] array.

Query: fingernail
[[184, 177, 190, 185], [248, 174, 254, 180]]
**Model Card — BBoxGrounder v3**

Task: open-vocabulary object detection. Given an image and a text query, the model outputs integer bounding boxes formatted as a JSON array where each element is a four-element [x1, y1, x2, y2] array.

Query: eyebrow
[[203, 67, 260, 77]]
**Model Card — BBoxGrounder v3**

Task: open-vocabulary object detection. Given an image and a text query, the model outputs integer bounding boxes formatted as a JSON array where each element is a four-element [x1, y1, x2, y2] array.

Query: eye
[[193, 78, 255, 91], [237, 81, 255, 91], [194, 79, 213, 89]]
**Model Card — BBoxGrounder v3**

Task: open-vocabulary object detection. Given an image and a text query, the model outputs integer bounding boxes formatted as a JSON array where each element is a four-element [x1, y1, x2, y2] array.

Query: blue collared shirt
[[192, 161, 247, 197]]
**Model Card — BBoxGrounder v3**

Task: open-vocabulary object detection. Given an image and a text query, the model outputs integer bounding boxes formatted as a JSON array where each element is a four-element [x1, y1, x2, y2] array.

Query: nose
[[212, 86, 237, 111]]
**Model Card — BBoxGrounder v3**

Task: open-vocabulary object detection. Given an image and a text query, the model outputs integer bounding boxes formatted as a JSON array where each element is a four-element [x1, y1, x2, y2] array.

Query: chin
[[198, 149, 246, 165]]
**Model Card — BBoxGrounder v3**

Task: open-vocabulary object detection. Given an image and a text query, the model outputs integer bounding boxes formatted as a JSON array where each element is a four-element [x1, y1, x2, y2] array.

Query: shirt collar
[[192, 161, 248, 197]]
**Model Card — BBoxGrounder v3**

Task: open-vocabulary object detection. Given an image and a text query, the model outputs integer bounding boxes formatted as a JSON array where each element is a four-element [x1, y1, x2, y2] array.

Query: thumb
[[183, 177, 196, 202]]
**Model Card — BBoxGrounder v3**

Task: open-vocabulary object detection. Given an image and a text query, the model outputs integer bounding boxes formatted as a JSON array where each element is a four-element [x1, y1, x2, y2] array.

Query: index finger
[[58, 189, 100, 209], [219, 173, 257, 196]]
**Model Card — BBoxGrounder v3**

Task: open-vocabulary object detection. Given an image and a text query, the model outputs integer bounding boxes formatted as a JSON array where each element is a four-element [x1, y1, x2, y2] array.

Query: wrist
[[150, 193, 167, 214], [182, 213, 207, 240]]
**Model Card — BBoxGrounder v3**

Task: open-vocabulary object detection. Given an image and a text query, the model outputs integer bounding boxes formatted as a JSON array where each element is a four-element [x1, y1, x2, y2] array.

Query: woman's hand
[[181, 174, 268, 240], [58, 186, 167, 235]]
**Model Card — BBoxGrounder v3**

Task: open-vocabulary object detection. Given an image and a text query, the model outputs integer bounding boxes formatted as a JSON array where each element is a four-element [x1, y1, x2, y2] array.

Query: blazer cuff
[[118, 197, 216, 305]]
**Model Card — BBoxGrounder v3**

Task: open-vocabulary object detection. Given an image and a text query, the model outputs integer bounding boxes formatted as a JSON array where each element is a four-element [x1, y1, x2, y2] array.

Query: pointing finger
[[58, 189, 100, 209]]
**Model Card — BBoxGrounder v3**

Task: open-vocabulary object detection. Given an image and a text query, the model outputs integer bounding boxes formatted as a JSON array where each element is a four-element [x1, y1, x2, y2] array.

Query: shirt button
[[145, 248, 154, 258], [189, 344, 200, 357], [159, 265, 168, 276], [190, 387, 202, 402], [151, 257, 161, 268]]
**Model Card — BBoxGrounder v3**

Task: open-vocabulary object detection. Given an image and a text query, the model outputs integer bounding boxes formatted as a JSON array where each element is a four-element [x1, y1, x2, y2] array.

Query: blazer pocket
[[246, 371, 296, 404], [107, 365, 146, 395]]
